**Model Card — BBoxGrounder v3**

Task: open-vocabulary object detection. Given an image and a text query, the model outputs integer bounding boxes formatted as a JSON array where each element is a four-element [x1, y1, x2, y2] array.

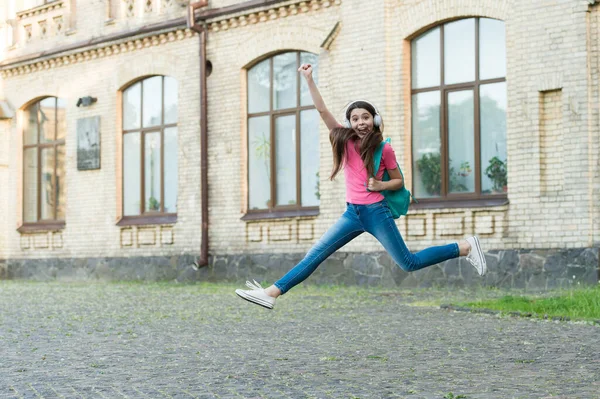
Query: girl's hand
[[298, 63, 313, 79], [367, 177, 384, 192]]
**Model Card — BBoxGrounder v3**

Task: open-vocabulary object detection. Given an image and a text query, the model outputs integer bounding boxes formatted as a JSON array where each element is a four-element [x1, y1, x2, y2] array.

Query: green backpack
[[371, 138, 414, 219]]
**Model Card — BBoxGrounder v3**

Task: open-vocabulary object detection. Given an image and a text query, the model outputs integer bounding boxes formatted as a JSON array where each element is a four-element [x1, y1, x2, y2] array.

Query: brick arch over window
[[114, 55, 175, 91], [236, 25, 326, 69], [397, 0, 509, 39]]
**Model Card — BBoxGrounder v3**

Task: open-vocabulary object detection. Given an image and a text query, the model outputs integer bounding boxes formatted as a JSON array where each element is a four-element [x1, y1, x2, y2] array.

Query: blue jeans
[[274, 200, 459, 294]]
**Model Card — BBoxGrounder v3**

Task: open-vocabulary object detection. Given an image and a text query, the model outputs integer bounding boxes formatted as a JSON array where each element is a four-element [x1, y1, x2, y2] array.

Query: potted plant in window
[[485, 156, 507, 193], [148, 196, 161, 211], [451, 161, 470, 192], [416, 153, 468, 195], [416, 153, 441, 196]]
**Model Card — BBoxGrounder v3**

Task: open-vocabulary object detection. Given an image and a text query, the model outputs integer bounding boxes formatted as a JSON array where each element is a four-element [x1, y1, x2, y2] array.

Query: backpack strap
[[372, 138, 391, 176]]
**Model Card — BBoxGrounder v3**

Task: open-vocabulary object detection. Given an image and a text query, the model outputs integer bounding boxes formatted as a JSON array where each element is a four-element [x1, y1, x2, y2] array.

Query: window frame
[[243, 51, 320, 220], [118, 75, 178, 226], [19, 96, 66, 232], [410, 17, 508, 207]]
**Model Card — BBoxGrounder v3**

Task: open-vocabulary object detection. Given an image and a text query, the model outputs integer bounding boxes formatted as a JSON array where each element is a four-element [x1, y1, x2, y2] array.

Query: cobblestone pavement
[[0, 282, 598, 399]]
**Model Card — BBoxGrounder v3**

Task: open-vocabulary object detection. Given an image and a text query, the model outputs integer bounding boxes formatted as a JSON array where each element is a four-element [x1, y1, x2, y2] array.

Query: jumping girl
[[235, 63, 487, 309]]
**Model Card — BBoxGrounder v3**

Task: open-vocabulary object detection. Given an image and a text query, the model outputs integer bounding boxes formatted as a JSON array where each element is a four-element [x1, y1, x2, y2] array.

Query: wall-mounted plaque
[[77, 116, 101, 170]]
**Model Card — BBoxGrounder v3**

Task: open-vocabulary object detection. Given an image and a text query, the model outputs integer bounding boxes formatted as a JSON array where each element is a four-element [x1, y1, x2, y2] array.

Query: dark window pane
[[273, 52, 297, 110], [480, 82, 507, 194], [39, 97, 56, 143], [143, 76, 163, 128], [23, 148, 38, 222], [480, 18, 506, 80], [56, 144, 66, 219], [144, 132, 161, 212], [248, 59, 270, 114], [40, 146, 55, 220], [123, 82, 141, 130], [300, 52, 318, 106], [300, 109, 320, 206], [23, 104, 38, 145], [411, 27, 440, 89], [123, 133, 141, 216], [448, 90, 475, 194], [275, 115, 296, 206], [412, 91, 441, 198], [164, 127, 178, 213], [248, 116, 270, 210], [444, 19, 475, 85]]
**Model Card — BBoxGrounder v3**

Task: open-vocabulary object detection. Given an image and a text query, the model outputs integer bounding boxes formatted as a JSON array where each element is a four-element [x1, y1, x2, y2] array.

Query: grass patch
[[453, 286, 600, 322]]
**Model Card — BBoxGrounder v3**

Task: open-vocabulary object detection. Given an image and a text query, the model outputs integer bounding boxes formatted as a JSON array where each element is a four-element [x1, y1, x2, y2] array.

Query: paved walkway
[[0, 282, 598, 399]]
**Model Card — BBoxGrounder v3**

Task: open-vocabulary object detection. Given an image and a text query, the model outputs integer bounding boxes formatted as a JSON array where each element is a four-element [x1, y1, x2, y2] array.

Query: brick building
[[0, 0, 598, 289]]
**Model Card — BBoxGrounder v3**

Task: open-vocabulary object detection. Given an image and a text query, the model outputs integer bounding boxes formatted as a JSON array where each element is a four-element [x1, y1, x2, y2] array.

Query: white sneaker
[[235, 280, 276, 309], [465, 236, 487, 276]]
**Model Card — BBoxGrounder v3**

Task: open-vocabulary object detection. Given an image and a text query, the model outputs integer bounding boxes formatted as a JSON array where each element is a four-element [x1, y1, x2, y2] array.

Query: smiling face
[[349, 108, 374, 138]]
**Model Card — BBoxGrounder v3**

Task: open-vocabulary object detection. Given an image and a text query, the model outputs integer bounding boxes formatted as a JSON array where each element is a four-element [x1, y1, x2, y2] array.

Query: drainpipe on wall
[[187, 1, 209, 268]]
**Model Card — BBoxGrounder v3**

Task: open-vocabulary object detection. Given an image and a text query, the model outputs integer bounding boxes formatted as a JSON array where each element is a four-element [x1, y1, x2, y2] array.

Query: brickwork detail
[[539, 89, 564, 195]]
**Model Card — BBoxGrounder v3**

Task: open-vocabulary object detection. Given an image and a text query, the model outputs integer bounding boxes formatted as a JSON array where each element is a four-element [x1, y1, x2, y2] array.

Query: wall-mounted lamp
[[76, 96, 97, 107]]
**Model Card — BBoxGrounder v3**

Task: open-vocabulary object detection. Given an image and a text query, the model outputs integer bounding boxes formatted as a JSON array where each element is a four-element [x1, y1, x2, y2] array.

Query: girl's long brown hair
[[329, 127, 358, 180], [329, 101, 385, 180], [329, 127, 384, 180]]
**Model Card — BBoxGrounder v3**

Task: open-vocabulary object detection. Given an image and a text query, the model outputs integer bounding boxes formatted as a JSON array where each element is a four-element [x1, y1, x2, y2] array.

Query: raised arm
[[298, 63, 342, 131]]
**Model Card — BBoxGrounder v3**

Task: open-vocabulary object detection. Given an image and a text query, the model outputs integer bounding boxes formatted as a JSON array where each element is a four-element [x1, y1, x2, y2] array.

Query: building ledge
[[117, 214, 177, 226], [17, 221, 65, 233], [410, 197, 509, 210], [241, 208, 319, 221]]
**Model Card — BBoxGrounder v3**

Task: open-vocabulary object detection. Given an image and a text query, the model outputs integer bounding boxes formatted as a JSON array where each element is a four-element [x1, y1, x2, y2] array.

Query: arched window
[[22, 97, 66, 224], [247, 51, 320, 214], [122, 76, 178, 218], [411, 18, 507, 202]]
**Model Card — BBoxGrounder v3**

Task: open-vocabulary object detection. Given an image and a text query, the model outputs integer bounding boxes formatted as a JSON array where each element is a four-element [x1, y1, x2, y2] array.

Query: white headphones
[[342, 100, 383, 128]]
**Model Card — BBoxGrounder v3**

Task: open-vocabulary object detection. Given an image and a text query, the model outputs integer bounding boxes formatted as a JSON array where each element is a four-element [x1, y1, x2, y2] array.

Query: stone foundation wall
[[2, 248, 597, 291]]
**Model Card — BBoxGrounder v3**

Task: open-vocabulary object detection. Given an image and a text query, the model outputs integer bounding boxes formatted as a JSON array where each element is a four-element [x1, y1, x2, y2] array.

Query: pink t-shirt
[[344, 140, 398, 204]]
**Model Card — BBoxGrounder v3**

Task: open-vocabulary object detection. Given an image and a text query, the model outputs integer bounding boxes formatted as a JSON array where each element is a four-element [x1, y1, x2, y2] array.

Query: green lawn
[[452, 285, 600, 322]]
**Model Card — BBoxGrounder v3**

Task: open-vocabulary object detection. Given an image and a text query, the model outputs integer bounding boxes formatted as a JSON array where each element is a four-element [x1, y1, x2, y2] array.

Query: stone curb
[[440, 304, 600, 326]]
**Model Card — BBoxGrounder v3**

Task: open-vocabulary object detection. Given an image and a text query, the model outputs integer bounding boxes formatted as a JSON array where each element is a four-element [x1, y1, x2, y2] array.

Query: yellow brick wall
[[0, 0, 598, 263], [2, 31, 202, 259]]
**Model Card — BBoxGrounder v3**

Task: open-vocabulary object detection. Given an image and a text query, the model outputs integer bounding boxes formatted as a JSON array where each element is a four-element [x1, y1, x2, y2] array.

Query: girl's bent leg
[[274, 212, 363, 294], [368, 205, 459, 272]]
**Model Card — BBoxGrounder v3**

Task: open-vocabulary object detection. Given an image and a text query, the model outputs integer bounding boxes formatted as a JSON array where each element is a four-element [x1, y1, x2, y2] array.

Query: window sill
[[17, 221, 65, 233], [241, 208, 319, 221], [117, 214, 177, 226], [410, 197, 509, 210]]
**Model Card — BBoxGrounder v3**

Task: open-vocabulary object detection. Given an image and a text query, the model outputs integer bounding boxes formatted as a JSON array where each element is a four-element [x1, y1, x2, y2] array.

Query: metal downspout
[[188, 1, 209, 268]]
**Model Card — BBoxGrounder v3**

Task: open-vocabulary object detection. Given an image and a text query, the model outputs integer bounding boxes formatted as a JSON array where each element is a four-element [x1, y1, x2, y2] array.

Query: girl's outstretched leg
[[363, 203, 457, 271], [365, 202, 485, 274], [236, 208, 364, 308]]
